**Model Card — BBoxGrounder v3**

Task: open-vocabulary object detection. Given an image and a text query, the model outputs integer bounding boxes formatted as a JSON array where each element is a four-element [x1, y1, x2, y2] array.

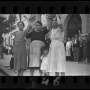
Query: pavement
[[0, 54, 90, 76]]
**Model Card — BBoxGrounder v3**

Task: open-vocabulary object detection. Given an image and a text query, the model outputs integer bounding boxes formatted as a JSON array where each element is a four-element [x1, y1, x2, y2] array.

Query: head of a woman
[[68, 38, 70, 41], [85, 35, 88, 40], [17, 21, 25, 31], [52, 16, 58, 29], [80, 39, 83, 42], [35, 21, 42, 31], [75, 34, 78, 39]]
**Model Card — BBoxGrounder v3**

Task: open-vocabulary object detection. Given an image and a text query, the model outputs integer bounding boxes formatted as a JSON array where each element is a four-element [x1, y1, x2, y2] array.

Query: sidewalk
[[0, 54, 17, 76], [0, 54, 39, 76], [0, 54, 90, 76], [0, 54, 12, 66]]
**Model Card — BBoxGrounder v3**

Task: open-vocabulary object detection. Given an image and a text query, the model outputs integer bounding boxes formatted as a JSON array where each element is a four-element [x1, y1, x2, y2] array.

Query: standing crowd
[[66, 34, 90, 63]]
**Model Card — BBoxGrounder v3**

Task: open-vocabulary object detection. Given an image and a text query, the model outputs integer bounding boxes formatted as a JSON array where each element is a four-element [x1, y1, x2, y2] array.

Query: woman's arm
[[24, 37, 31, 44], [56, 14, 64, 31], [24, 16, 33, 35]]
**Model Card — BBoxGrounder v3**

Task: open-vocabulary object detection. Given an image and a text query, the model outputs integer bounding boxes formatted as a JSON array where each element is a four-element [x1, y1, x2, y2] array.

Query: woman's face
[[81, 39, 83, 42], [17, 22, 24, 30], [35, 23, 42, 31], [68, 38, 70, 41], [52, 17, 58, 28]]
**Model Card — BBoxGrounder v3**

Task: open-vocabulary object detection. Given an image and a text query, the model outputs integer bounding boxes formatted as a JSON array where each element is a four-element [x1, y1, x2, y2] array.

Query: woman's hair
[[35, 21, 42, 26], [17, 21, 25, 27]]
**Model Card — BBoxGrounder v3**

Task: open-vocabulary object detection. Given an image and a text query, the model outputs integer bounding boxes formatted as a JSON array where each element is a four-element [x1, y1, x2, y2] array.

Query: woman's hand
[[56, 14, 63, 30], [24, 37, 30, 44], [45, 31, 51, 40]]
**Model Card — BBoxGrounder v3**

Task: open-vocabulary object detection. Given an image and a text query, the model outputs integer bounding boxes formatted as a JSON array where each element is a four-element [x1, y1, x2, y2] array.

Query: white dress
[[40, 54, 49, 72], [47, 27, 66, 73], [66, 41, 72, 56]]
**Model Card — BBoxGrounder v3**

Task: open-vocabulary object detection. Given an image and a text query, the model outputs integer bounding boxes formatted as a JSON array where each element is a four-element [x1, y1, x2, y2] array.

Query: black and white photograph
[[0, 14, 90, 76]]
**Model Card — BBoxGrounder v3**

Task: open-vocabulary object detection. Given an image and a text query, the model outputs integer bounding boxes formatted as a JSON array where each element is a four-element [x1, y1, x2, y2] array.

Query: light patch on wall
[[41, 14, 47, 27]]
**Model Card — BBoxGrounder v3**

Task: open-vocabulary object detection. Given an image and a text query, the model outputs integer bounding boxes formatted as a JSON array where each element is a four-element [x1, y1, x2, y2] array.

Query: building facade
[[46, 14, 90, 42], [2, 14, 90, 47]]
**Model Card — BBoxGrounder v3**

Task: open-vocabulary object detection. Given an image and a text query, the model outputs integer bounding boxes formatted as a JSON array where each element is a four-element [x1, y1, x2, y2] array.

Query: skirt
[[29, 40, 45, 67], [47, 40, 66, 73], [13, 41, 27, 70]]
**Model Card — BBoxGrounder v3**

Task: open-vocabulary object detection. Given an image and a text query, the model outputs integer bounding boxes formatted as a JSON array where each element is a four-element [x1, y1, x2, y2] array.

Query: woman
[[66, 38, 72, 61], [13, 17, 31, 76], [26, 21, 48, 76], [71, 37, 74, 61], [45, 15, 66, 76]]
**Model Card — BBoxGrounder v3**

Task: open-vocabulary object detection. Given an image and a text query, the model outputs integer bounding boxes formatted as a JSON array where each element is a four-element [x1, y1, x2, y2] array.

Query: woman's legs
[[39, 69, 43, 76], [55, 72, 65, 76], [18, 70, 21, 76], [18, 69, 25, 76], [55, 72, 59, 76], [61, 72, 65, 76], [20, 69, 25, 76], [30, 68, 35, 76]]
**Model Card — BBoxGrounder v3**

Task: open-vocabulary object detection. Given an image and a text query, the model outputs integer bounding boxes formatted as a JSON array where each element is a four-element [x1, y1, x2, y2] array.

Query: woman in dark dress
[[26, 21, 49, 76]]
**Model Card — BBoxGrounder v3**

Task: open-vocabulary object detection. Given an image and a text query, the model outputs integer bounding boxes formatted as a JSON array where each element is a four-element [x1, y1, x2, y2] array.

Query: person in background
[[8, 45, 11, 54], [71, 37, 74, 61], [88, 34, 90, 63], [73, 34, 80, 63], [6, 45, 9, 55], [83, 35, 89, 63], [66, 38, 72, 61], [79, 39, 83, 62], [13, 17, 31, 76]]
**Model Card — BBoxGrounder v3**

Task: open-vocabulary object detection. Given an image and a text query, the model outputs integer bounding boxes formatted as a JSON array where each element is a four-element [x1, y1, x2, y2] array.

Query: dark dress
[[79, 41, 83, 61], [71, 44, 74, 61], [26, 28, 49, 68], [73, 39, 80, 62]]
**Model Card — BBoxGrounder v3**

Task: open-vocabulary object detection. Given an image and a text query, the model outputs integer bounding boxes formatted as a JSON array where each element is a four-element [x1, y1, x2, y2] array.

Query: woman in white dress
[[45, 15, 66, 76]]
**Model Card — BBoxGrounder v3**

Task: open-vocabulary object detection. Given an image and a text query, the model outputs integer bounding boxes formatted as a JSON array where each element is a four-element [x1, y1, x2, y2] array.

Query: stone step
[[0, 64, 17, 76]]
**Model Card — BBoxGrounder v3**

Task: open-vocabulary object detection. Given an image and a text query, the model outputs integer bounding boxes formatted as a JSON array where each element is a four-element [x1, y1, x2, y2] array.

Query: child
[[40, 49, 49, 76]]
